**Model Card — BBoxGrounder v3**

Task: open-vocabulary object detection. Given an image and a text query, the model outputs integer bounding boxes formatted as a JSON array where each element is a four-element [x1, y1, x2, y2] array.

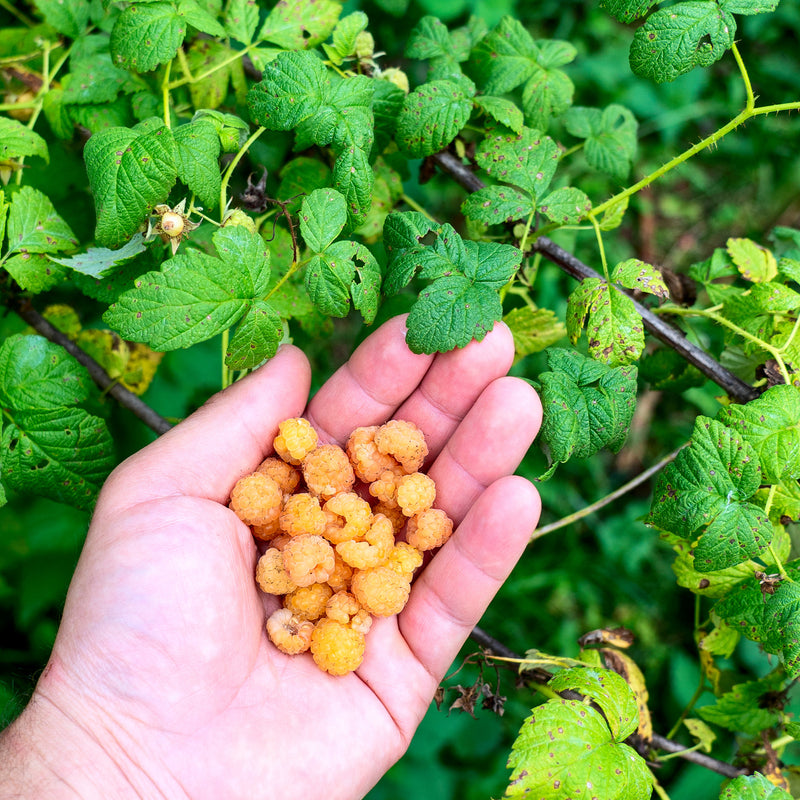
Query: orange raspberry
[[374, 419, 428, 474], [266, 608, 314, 655], [256, 548, 297, 595], [310, 618, 365, 675], [351, 565, 411, 616], [372, 501, 406, 534], [229, 472, 282, 527], [346, 425, 402, 482], [368, 469, 399, 507], [323, 492, 372, 544], [256, 456, 301, 495], [282, 534, 335, 587], [303, 444, 355, 499], [406, 507, 453, 551], [336, 513, 394, 570], [396, 472, 436, 517], [284, 583, 333, 621], [274, 417, 318, 465], [252, 518, 281, 541], [279, 492, 326, 536], [386, 542, 424, 579]]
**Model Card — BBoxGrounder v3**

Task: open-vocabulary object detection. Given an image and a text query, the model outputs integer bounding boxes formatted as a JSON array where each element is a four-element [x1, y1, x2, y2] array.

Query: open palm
[[22, 316, 541, 800]]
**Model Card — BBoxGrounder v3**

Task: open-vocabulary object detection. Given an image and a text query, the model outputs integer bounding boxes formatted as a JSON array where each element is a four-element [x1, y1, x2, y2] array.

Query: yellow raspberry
[[284, 583, 333, 620], [325, 590, 361, 624], [351, 565, 411, 616], [279, 492, 327, 537], [282, 534, 335, 587], [274, 417, 318, 465], [256, 456, 301, 495], [229, 472, 282, 527], [269, 534, 292, 551], [395, 472, 436, 517], [372, 501, 406, 534], [374, 419, 428, 474], [386, 542, 424, 579], [346, 426, 402, 482], [310, 618, 365, 675], [303, 444, 355, 499], [266, 608, 314, 655], [350, 609, 373, 635], [368, 469, 399, 507], [255, 548, 297, 595], [326, 551, 354, 593], [406, 508, 453, 551], [323, 492, 372, 544], [336, 513, 395, 570], [252, 518, 281, 541]]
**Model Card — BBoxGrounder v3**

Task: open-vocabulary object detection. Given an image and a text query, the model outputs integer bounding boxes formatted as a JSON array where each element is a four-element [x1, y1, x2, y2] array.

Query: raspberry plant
[[1, 0, 800, 796]]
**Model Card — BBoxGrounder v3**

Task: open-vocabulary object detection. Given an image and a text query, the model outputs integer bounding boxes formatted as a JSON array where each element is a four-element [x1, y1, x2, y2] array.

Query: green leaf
[[461, 185, 534, 226], [3, 253, 67, 293], [698, 677, 784, 736], [649, 417, 773, 571], [259, 0, 341, 50], [353, 157, 403, 240], [326, 11, 369, 63], [629, 2, 737, 83], [566, 278, 645, 365], [727, 237, 778, 283], [718, 385, 800, 483], [177, 0, 226, 38], [5, 186, 77, 256], [110, 1, 186, 73], [470, 15, 539, 94], [476, 128, 560, 199], [2, 407, 114, 510], [173, 118, 221, 210], [62, 55, 144, 106], [397, 79, 473, 158], [599, 196, 629, 231], [682, 718, 716, 752], [48, 233, 148, 279], [538, 348, 637, 471], [370, 78, 405, 156], [185, 40, 240, 111], [300, 188, 348, 252], [520, 60, 574, 130], [503, 306, 566, 356], [33, 0, 90, 38], [539, 186, 592, 225], [720, 773, 793, 800], [0, 335, 90, 410], [612, 259, 669, 298], [564, 105, 638, 181], [210, 225, 272, 297], [600, 0, 659, 23], [474, 96, 524, 135], [84, 120, 178, 247], [225, 301, 283, 370], [277, 157, 332, 210], [504, 698, 653, 799], [720, 0, 780, 14], [670, 538, 754, 598], [0, 117, 49, 164], [406, 15, 452, 61], [0, 190, 8, 250], [224, 0, 260, 44]]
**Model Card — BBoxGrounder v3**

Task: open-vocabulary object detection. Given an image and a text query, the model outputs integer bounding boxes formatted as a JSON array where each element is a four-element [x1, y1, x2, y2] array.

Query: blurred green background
[[2, 0, 800, 796]]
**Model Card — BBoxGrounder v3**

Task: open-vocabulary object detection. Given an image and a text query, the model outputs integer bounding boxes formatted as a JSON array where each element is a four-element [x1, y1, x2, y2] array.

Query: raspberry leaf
[[721, 0, 780, 13], [462, 186, 534, 226], [727, 237, 778, 283], [224, 0, 260, 45], [300, 188, 348, 253], [62, 55, 146, 106], [611, 258, 669, 298], [720, 773, 794, 800], [33, 0, 89, 38], [4, 186, 77, 256], [599, 0, 659, 23], [324, 11, 369, 64], [649, 417, 773, 571], [173, 118, 222, 210], [225, 301, 284, 370], [3, 254, 67, 294], [539, 186, 592, 225], [564, 105, 638, 181], [0, 117, 49, 164], [474, 96, 525, 135], [503, 306, 566, 356], [697, 676, 784, 736], [84, 119, 178, 247], [214, 226, 272, 298], [258, 0, 341, 50], [469, 15, 541, 94], [110, 2, 188, 73]]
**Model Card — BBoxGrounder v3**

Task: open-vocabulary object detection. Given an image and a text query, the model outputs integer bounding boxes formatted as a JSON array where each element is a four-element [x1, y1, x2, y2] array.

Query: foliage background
[[1, 0, 799, 797]]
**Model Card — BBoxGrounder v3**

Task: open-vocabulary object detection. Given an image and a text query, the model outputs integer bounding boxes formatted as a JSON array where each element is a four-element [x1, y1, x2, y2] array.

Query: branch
[[12, 299, 172, 436], [431, 151, 759, 406], [468, 626, 748, 780]]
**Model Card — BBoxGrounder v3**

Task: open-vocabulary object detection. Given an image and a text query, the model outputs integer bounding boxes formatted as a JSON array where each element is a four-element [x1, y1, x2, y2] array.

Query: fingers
[[100, 344, 312, 506]]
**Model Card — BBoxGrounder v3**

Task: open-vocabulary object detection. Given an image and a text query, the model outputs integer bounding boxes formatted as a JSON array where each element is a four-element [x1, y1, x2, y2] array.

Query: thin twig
[[12, 300, 172, 436], [431, 150, 759, 406]]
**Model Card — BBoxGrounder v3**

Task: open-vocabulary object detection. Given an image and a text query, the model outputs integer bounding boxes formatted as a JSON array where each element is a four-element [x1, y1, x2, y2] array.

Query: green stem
[[266, 258, 309, 300], [168, 42, 258, 89], [218, 126, 267, 219], [221, 328, 231, 389], [0, 0, 35, 25], [176, 47, 195, 83], [776, 312, 800, 356], [731, 42, 755, 112], [560, 142, 584, 159], [590, 214, 610, 280], [401, 193, 436, 221], [162, 60, 172, 128], [658, 742, 705, 762], [518, 209, 536, 256], [652, 778, 673, 800]]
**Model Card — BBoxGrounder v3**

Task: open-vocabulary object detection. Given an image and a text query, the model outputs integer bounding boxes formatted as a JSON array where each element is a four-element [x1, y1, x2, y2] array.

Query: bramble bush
[[1, 0, 799, 797]]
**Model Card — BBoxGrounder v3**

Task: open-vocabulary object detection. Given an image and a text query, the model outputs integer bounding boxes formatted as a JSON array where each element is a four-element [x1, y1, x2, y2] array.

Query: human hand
[[0, 315, 541, 800]]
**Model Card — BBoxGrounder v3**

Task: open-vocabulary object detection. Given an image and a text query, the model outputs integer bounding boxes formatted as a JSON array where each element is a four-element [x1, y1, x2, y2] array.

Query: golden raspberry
[[368, 469, 399, 507], [256, 456, 301, 495], [303, 444, 355, 499], [282, 534, 335, 587], [284, 582, 333, 620], [372, 501, 406, 534], [256, 548, 297, 595], [374, 419, 428, 474], [269, 534, 292, 551], [323, 492, 372, 544], [279, 492, 326, 536], [326, 551, 354, 593], [346, 426, 402, 482], [351, 565, 411, 616], [336, 513, 394, 570], [406, 507, 453, 551], [325, 590, 361, 624], [386, 542, 424, 579], [350, 609, 373, 635], [229, 472, 282, 527], [396, 472, 436, 517], [274, 417, 318, 465], [266, 608, 314, 655], [310, 618, 365, 675], [252, 518, 281, 541]]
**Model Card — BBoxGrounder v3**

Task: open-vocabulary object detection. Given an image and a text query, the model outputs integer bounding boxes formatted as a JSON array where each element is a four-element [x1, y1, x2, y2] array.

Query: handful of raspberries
[[228, 417, 454, 675]]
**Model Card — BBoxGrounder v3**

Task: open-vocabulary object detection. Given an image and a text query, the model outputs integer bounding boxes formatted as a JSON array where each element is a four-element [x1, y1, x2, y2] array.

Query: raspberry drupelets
[[228, 417, 454, 675]]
